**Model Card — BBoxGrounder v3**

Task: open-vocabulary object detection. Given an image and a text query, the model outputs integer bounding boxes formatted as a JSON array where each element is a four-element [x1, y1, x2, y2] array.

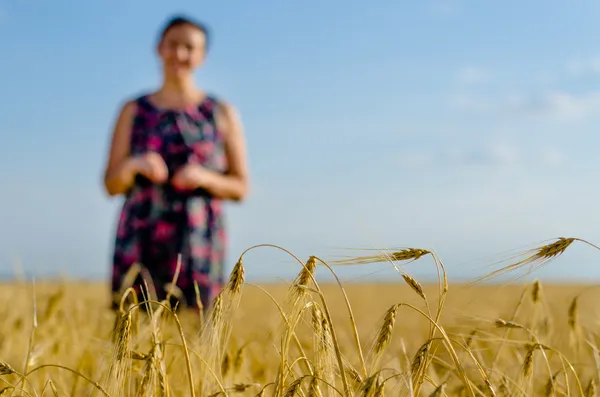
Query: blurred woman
[[102, 15, 249, 311]]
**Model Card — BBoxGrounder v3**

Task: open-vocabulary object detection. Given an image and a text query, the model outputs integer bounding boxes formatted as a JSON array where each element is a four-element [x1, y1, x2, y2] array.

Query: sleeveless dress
[[110, 94, 228, 310]]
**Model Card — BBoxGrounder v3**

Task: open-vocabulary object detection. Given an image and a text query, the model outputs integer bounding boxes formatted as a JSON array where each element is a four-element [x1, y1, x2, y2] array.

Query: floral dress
[[111, 94, 227, 310]]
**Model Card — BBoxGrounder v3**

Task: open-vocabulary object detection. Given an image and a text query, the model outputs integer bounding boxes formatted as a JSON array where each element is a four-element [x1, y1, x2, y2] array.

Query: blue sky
[[2, 0, 600, 284]]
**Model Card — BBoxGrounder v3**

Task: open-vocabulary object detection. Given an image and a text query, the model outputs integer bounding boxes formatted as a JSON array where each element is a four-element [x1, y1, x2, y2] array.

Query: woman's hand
[[171, 163, 209, 191], [131, 152, 169, 183]]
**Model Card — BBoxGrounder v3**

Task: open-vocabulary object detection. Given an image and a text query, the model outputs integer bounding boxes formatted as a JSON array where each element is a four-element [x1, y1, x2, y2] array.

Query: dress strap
[[197, 94, 219, 121], [135, 94, 163, 114]]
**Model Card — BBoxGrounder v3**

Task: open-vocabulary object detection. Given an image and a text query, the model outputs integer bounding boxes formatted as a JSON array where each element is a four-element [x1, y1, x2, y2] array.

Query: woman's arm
[[103, 101, 140, 196], [199, 102, 250, 201], [103, 101, 169, 196]]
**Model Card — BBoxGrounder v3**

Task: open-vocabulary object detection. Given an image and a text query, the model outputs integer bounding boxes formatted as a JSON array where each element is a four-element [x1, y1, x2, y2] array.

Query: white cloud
[[539, 147, 566, 166], [442, 142, 521, 167], [567, 57, 600, 76], [489, 142, 519, 165], [450, 90, 600, 120], [457, 67, 489, 85], [540, 91, 600, 119], [392, 142, 565, 170]]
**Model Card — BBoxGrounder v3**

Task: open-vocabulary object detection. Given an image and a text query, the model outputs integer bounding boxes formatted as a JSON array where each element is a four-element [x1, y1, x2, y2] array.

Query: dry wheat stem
[[216, 259, 247, 377], [286, 355, 315, 376], [400, 273, 426, 301], [278, 301, 320, 394], [585, 337, 600, 391], [418, 336, 494, 396], [237, 245, 352, 396], [307, 375, 321, 397], [544, 372, 560, 397], [227, 258, 245, 296], [255, 382, 275, 397], [9, 238, 600, 397], [493, 318, 554, 381], [400, 272, 435, 337], [344, 365, 363, 392], [310, 303, 335, 396], [444, 338, 495, 396], [247, 283, 316, 376], [164, 254, 183, 306], [0, 362, 15, 376], [139, 269, 159, 313], [522, 343, 585, 396], [378, 372, 414, 396], [520, 344, 536, 396], [163, 342, 226, 395], [431, 354, 530, 397], [243, 286, 315, 394], [126, 300, 196, 397], [1, 364, 39, 397], [370, 304, 400, 371], [428, 382, 446, 397], [317, 249, 434, 382], [14, 364, 110, 397], [568, 296, 579, 331], [587, 378, 597, 397], [383, 302, 475, 396], [472, 238, 576, 285], [373, 380, 384, 397], [409, 250, 449, 360], [117, 263, 142, 300], [20, 279, 38, 397], [329, 248, 431, 266], [277, 274, 317, 390], [491, 285, 528, 371], [198, 291, 226, 395], [568, 295, 581, 357], [279, 263, 318, 391], [283, 376, 306, 397], [361, 374, 379, 396], [207, 383, 262, 397], [291, 256, 317, 299], [193, 280, 204, 325], [532, 280, 542, 304], [40, 379, 60, 397], [313, 256, 367, 379]]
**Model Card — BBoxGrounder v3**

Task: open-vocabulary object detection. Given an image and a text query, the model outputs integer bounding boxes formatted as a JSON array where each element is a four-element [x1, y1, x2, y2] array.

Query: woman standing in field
[[102, 15, 249, 311]]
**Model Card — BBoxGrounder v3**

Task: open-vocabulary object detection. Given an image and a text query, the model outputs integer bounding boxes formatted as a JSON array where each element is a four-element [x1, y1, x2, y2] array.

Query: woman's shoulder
[[206, 94, 239, 118], [202, 94, 240, 124], [116, 92, 151, 113], [209, 96, 243, 139]]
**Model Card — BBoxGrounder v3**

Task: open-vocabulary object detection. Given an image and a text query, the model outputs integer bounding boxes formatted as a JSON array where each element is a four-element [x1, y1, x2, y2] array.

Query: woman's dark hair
[[159, 14, 211, 51]]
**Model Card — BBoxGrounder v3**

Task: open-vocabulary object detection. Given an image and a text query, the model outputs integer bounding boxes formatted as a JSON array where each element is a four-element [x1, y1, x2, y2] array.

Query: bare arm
[[102, 101, 141, 196], [200, 102, 250, 201]]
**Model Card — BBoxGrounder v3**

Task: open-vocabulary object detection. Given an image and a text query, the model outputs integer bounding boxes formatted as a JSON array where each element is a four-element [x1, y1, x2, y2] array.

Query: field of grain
[[0, 238, 599, 396]]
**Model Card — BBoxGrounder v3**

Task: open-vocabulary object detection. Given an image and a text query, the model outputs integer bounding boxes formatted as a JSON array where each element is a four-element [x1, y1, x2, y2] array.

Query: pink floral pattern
[[111, 94, 227, 310]]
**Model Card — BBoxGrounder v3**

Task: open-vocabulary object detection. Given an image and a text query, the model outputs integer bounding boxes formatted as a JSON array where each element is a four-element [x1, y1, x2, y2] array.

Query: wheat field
[[0, 238, 599, 396]]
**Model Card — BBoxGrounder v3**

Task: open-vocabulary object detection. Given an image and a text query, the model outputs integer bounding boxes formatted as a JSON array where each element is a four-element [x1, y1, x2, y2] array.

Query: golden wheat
[[0, 239, 599, 396]]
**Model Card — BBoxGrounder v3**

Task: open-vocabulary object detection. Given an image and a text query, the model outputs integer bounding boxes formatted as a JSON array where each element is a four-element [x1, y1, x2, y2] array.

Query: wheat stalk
[[587, 378, 597, 397], [5, 238, 600, 397], [227, 258, 245, 295], [372, 304, 400, 366], [330, 248, 431, 266], [474, 238, 576, 284]]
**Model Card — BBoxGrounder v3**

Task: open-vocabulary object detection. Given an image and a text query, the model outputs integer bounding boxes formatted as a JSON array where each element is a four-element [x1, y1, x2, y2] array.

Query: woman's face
[[158, 24, 207, 79]]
